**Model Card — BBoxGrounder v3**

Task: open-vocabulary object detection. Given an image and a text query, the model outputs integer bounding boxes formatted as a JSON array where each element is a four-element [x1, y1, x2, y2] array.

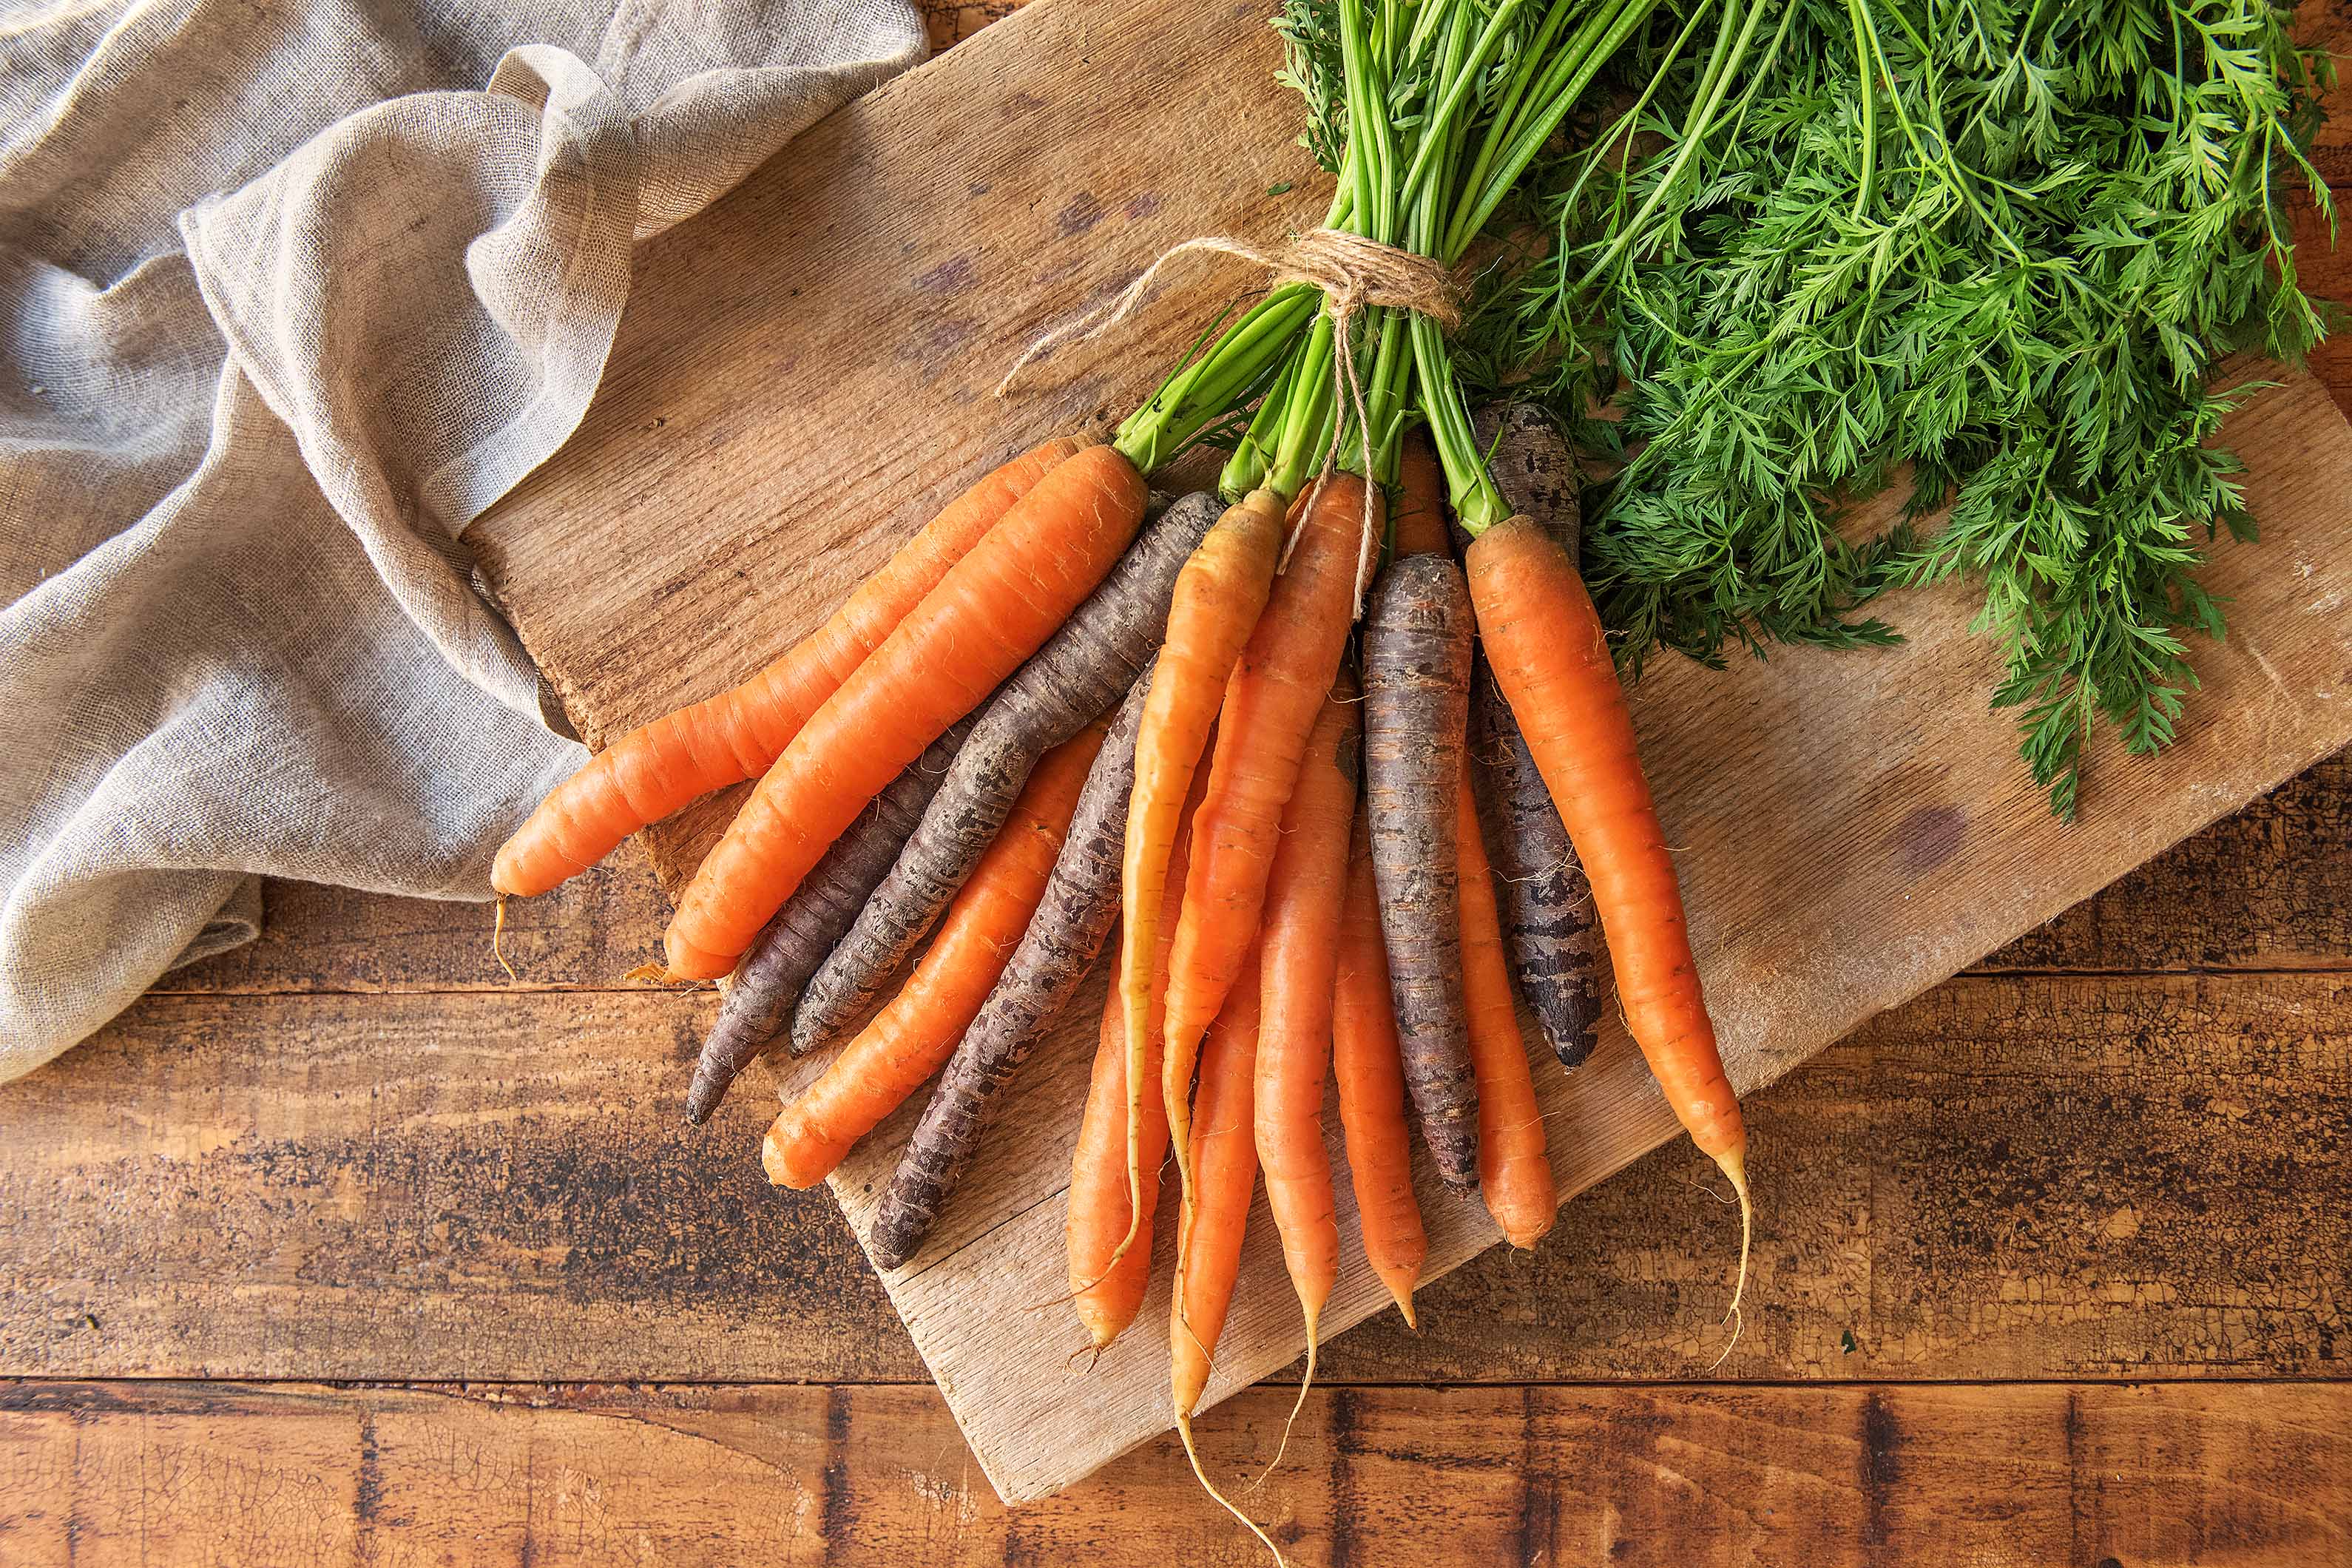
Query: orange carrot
[[1169, 947, 1280, 1560], [1456, 752, 1556, 1249], [1065, 956, 1160, 1344], [1068, 757, 1212, 1348], [1169, 957, 1260, 1406], [667, 445, 1148, 979], [1464, 518, 1749, 1303], [1333, 805, 1427, 1324], [1163, 472, 1378, 1198], [1115, 490, 1286, 1268], [1389, 429, 1450, 560], [760, 725, 1106, 1189], [1253, 677, 1359, 1444], [495, 436, 1082, 896]]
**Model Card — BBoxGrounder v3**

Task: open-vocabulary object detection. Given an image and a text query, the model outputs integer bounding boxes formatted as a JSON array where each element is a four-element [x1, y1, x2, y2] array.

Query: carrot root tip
[[1707, 1143, 1754, 1375], [1717, 1145, 1753, 1325], [491, 896, 518, 983], [1177, 1409, 1287, 1568], [1254, 1309, 1318, 1488], [1707, 1301, 1747, 1374]]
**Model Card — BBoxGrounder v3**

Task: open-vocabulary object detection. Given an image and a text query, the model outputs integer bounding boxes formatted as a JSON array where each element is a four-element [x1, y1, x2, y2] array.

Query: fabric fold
[[0, 0, 925, 1079]]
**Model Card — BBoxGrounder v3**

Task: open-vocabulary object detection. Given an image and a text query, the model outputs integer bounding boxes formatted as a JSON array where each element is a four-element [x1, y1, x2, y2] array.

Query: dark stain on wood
[[354, 1409, 383, 1525], [916, 255, 975, 293], [1514, 1382, 1554, 1568], [1327, 1386, 1360, 1568], [1056, 191, 1104, 236], [913, 315, 980, 361], [821, 1385, 854, 1564], [2064, 1388, 2086, 1567], [1859, 1388, 1902, 1549], [1893, 802, 1967, 876]]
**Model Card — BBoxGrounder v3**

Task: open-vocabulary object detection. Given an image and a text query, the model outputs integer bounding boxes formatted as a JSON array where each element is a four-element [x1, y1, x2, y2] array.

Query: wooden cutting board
[[468, 0, 2352, 1504]]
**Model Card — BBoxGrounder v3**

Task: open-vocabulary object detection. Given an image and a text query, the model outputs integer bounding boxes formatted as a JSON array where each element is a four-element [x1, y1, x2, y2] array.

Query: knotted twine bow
[[995, 228, 1466, 609]]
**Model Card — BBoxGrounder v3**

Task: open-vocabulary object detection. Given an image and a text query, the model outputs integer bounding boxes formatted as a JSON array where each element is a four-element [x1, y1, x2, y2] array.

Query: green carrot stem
[[1450, 0, 1582, 220], [1339, 0, 1393, 243], [1410, 314, 1501, 533], [1571, 0, 1768, 291], [1114, 288, 1317, 471], [1222, 340, 1305, 499], [1398, 0, 1536, 213], [1362, 308, 1410, 484], [1268, 311, 1339, 500], [1445, 0, 1661, 263]]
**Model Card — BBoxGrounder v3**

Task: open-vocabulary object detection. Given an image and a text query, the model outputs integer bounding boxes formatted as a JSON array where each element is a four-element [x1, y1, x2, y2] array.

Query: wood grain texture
[[4, 974, 2345, 1387], [0, 990, 903, 1384], [459, 0, 2352, 1502], [2, 1380, 2345, 1567]]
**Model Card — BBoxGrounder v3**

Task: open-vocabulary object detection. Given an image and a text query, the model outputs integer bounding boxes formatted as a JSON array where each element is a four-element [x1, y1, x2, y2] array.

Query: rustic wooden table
[[4, 4, 2352, 1563]]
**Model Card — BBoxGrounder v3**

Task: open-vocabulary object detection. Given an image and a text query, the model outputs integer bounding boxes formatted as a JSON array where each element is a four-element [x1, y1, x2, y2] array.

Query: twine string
[[995, 227, 1464, 615]]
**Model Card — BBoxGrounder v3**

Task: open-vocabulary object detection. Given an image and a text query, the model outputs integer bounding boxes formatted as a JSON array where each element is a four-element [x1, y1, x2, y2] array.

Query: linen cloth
[[0, 0, 925, 1078]]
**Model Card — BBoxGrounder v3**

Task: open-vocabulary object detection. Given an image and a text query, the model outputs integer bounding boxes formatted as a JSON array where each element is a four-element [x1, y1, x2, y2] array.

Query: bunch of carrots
[[490, 0, 1756, 1552]]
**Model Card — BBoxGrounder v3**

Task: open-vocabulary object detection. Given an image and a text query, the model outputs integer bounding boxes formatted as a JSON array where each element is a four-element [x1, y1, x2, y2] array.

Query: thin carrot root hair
[[491, 896, 517, 983], [1166, 1237, 1280, 1556], [1027, 1255, 1133, 1315], [1096, 1156, 1148, 1289], [1253, 1311, 1319, 1489], [1177, 1410, 1288, 1568]]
